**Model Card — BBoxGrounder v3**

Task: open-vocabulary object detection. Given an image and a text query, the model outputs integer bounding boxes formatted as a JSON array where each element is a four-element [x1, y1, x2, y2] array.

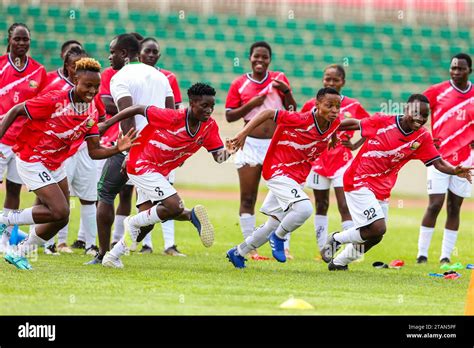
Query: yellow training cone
[[279, 298, 314, 310]]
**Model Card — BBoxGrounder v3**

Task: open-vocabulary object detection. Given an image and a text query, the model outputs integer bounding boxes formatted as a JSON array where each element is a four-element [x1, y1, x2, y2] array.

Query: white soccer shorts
[[16, 156, 67, 191], [128, 172, 178, 207], [306, 171, 344, 190], [65, 146, 98, 201], [0, 143, 23, 184], [427, 159, 472, 198], [345, 187, 389, 228], [260, 175, 310, 220], [234, 136, 271, 169]]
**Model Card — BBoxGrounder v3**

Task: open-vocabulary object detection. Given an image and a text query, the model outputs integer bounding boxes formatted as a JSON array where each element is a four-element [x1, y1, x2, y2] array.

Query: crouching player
[[0, 58, 139, 270], [321, 94, 472, 270], [226, 87, 342, 268], [98, 83, 232, 268]]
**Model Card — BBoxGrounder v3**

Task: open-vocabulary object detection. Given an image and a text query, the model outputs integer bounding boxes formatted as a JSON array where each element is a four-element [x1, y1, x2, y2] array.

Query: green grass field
[[0, 187, 472, 315]]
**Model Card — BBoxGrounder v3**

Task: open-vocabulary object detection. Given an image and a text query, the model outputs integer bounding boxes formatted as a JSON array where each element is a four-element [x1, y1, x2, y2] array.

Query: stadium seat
[[380, 91, 392, 100], [212, 63, 224, 73], [7, 4, 21, 16], [175, 30, 187, 40], [285, 21, 297, 30], [207, 16, 219, 26], [313, 38, 325, 46], [214, 32, 226, 41], [303, 53, 315, 62], [185, 47, 197, 57], [372, 73, 384, 82], [411, 75, 424, 84], [84, 43, 98, 53], [205, 49, 216, 58], [391, 74, 403, 83], [293, 68, 305, 78], [47, 6, 62, 18], [27, 6, 41, 17], [44, 40, 59, 51], [266, 18, 278, 29], [227, 16, 239, 27], [225, 49, 237, 59], [165, 47, 178, 57], [87, 9, 101, 20], [54, 23, 68, 34], [107, 9, 120, 21], [194, 31, 206, 40], [33, 22, 48, 34]]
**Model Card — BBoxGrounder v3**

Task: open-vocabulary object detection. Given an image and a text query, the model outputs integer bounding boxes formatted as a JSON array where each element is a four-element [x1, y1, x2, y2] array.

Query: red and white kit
[[302, 96, 370, 189], [226, 71, 291, 168], [14, 89, 102, 191], [344, 114, 441, 228], [424, 80, 474, 198], [260, 108, 341, 219], [0, 53, 47, 184], [127, 106, 224, 205]]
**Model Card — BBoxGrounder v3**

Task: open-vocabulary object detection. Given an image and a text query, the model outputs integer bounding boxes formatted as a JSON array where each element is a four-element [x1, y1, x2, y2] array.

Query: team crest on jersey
[[410, 141, 420, 150], [86, 118, 95, 128], [344, 112, 352, 119], [196, 137, 204, 145], [29, 80, 38, 89]]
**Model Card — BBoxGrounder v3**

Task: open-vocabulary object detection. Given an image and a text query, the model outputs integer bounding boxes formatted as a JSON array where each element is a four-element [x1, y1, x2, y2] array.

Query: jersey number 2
[[291, 189, 301, 198]]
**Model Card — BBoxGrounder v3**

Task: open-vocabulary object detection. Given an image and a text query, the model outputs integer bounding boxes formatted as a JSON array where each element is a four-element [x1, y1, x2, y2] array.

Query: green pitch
[[1, 188, 472, 315]]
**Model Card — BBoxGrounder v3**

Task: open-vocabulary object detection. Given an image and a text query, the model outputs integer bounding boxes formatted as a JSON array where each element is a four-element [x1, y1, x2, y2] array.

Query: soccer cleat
[[140, 244, 154, 254], [123, 217, 140, 248], [44, 244, 60, 255], [440, 257, 451, 265], [268, 232, 286, 263], [71, 240, 86, 249], [321, 232, 342, 263], [226, 247, 247, 268], [102, 252, 124, 269], [190, 205, 214, 248], [4, 252, 32, 270], [57, 243, 73, 254], [84, 253, 103, 265], [328, 260, 348, 271], [163, 245, 187, 257], [85, 245, 99, 256], [416, 255, 428, 264]]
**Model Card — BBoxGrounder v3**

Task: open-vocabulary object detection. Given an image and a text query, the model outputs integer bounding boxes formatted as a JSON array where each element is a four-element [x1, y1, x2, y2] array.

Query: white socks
[[441, 229, 458, 260], [237, 218, 280, 256], [239, 214, 256, 239], [417, 226, 434, 258], [112, 215, 127, 243], [161, 220, 174, 249], [341, 220, 354, 231], [274, 200, 313, 239], [333, 226, 365, 244], [314, 214, 328, 251], [4, 207, 35, 226], [77, 218, 85, 242], [128, 206, 162, 227], [109, 239, 128, 258], [333, 243, 364, 266], [284, 233, 291, 250], [17, 228, 46, 257], [58, 224, 68, 245]]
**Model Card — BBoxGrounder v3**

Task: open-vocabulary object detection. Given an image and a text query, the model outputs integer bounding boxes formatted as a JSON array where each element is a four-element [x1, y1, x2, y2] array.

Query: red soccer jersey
[[424, 80, 474, 166], [98, 67, 119, 146], [127, 107, 224, 177], [41, 69, 74, 95], [14, 89, 101, 170], [0, 54, 47, 146], [262, 108, 341, 185], [344, 114, 441, 200], [225, 71, 291, 121], [302, 95, 370, 178], [158, 67, 182, 104]]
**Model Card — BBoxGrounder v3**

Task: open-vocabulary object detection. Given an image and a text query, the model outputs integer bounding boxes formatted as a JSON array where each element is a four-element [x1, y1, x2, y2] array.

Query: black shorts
[[97, 153, 130, 205]]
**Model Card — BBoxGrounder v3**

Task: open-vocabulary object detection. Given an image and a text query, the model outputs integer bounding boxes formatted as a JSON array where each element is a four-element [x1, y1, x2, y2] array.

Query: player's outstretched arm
[[433, 159, 473, 184], [87, 128, 140, 159], [230, 109, 276, 150], [0, 103, 27, 139], [338, 118, 361, 131], [99, 105, 147, 135]]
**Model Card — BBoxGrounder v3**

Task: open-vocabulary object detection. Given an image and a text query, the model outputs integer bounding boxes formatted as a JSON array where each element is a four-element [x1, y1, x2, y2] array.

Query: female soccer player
[[41, 47, 103, 256], [97, 83, 231, 268], [0, 58, 138, 270], [0, 23, 47, 252], [321, 94, 472, 271], [225, 41, 297, 260], [138, 37, 184, 256], [300, 64, 370, 256], [226, 88, 342, 269]]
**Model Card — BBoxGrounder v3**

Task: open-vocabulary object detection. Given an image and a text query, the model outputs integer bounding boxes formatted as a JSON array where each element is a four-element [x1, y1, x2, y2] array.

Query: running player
[[321, 94, 472, 271], [301, 64, 369, 256], [225, 41, 297, 261], [139, 36, 184, 256], [226, 87, 342, 268], [0, 23, 47, 252], [417, 53, 474, 264], [0, 58, 138, 270], [40, 47, 102, 256], [87, 33, 174, 265], [98, 83, 231, 268]]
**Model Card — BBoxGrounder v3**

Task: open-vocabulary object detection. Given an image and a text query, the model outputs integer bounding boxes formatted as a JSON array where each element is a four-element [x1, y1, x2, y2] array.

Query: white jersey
[[110, 62, 174, 131]]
